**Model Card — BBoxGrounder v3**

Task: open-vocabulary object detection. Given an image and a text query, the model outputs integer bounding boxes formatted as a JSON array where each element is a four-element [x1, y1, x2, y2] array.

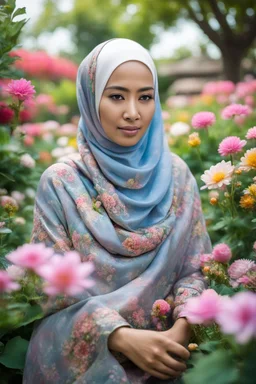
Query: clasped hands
[[108, 318, 191, 381]]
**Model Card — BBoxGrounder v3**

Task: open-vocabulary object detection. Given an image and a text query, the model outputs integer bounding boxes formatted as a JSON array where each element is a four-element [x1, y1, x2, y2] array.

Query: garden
[[0, 1, 255, 383]]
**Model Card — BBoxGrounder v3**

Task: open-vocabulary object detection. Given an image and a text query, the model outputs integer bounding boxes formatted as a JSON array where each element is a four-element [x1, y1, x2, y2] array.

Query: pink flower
[[37, 251, 94, 296], [228, 259, 256, 280], [216, 292, 256, 344], [152, 299, 171, 316], [6, 78, 36, 101], [6, 265, 25, 280], [191, 111, 216, 129], [246, 127, 256, 140], [181, 289, 222, 325], [0, 102, 14, 124], [6, 243, 54, 271], [218, 136, 247, 157], [212, 243, 232, 263], [0, 196, 18, 211], [20, 153, 35, 168], [200, 253, 213, 267], [0, 270, 20, 292], [221, 104, 250, 119]]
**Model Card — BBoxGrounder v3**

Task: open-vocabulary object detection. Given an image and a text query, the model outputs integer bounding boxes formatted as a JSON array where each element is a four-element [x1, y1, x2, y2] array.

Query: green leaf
[[0, 336, 29, 369], [16, 304, 43, 328], [0, 228, 12, 234], [199, 341, 220, 353], [183, 350, 239, 384], [12, 7, 26, 19], [0, 172, 15, 182]]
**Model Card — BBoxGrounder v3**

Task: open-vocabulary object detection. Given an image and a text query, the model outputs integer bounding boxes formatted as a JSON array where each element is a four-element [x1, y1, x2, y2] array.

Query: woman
[[23, 38, 211, 383]]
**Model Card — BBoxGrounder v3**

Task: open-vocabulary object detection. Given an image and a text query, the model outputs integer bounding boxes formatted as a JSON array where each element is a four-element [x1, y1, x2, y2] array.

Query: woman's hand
[[164, 317, 192, 348], [108, 326, 190, 380]]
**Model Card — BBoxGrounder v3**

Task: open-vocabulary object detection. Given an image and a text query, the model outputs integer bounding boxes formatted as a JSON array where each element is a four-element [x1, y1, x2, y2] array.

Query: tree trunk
[[221, 49, 244, 83]]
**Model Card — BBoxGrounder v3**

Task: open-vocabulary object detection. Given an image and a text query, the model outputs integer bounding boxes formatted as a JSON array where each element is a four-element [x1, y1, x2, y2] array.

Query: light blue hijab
[[76, 38, 173, 230]]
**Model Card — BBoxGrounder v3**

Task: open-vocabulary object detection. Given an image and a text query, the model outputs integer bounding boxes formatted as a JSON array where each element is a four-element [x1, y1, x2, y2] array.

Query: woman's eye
[[140, 95, 153, 101], [110, 94, 123, 100]]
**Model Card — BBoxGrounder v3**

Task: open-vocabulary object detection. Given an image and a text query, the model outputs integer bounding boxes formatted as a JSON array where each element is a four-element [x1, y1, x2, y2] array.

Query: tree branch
[[186, 3, 224, 50], [208, 0, 234, 40]]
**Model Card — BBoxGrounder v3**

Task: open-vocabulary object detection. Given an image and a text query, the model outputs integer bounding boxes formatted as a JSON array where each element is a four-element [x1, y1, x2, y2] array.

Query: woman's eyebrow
[[104, 86, 154, 92]]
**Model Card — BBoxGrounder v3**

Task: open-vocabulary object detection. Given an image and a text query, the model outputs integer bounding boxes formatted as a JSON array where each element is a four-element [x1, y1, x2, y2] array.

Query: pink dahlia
[[221, 104, 250, 119], [181, 289, 222, 325], [218, 136, 247, 157], [6, 243, 54, 271], [6, 78, 36, 101], [191, 111, 216, 129], [212, 243, 232, 263], [0, 102, 14, 124], [152, 299, 171, 316], [200, 253, 213, 267], [228, 259, 256, 279], [0, 270, 20, 292], [37, 251, 94, 296], [216, 292, 256, 344], [246, 127, 256, 140]]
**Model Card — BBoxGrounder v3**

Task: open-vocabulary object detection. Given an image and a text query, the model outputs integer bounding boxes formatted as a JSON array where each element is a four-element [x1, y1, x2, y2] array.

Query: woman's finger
[[166, 340, 190, 361], [161, 353, 187, 372]]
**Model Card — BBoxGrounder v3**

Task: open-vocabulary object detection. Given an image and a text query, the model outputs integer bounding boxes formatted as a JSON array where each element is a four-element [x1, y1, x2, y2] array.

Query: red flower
[[0, 102, 14, 124]]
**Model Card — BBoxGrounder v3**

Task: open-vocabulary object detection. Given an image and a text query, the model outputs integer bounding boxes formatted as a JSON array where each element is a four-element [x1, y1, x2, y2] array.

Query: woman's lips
[[118, 126, 141, 137]]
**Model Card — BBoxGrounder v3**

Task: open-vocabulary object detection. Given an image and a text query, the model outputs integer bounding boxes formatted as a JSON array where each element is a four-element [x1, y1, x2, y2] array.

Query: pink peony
[[0, 102, 14, 124], [6, 78, 36, 101], [228, 259, 256, 280], [191, 111, 216, 129], [152, 299, 171, 316], [37, 251, 94, 296], [0, 196, 18, 211], [6, 243, 54, 271], [212, 243, 232, 263], [218, 136, 247, 157], [200, 253, 213, 267], [181, 289, 222, 325], [216, 292, 256, 344], [246, 127, 256, 140], [221, 104, 250, 119], [0, 270, 20, 292]]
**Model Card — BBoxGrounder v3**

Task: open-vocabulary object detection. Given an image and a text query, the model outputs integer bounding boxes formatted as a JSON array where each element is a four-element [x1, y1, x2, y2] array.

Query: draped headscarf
[[23, 38, 211, 384], [76, 38, 173, 231]]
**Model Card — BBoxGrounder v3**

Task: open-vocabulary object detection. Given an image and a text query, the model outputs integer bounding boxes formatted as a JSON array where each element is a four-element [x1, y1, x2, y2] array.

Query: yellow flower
[[247, 184, 256, 197], [188, 132, 201, 147], [210, 197, 218, 205], [68, 137, 77, 149], [200, 94, 214, 105], [188, 343, 199, 351], [240, 148, 256, 171], [176, 111, 190, 122], [240, 194, 255, 209]]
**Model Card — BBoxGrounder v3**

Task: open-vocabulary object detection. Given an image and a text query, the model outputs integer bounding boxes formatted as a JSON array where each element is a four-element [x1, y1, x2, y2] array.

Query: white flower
[[201, 160, 235, 190], [14, 217, 26, 225], [20, 154, 35, 168], [25, 188, 36, 199], [57, 136, 69, 147], [170, 122, 190, 137], [11, 191, 25, 204], [239, 148, 256, 171]]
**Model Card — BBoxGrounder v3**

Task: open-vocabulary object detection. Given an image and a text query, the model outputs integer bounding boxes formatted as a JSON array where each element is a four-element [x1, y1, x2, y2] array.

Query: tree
[[122, 0, 256, 82], [30, 0, 256, 82]]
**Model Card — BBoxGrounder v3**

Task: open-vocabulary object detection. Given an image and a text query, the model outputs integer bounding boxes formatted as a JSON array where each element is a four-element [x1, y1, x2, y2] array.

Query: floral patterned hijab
[[24, 39, 211, 384]]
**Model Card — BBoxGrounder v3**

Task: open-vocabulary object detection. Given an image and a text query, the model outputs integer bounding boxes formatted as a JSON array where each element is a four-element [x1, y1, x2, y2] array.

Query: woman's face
[[99, 61, 155, 146]]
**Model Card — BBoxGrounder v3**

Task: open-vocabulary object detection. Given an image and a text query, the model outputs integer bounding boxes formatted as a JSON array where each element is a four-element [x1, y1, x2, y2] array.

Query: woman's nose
[[123, 100, 140, 121]]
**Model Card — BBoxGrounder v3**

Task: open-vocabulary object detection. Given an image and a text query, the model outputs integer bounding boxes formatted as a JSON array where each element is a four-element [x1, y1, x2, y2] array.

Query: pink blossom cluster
[[228, 259, 256, 289], [203, 81, 235, 95], [191, 111, 216, 129], [11, 49, 78, 81], [182, 289, 256, 344], [246, 127, 256, 140], [200, 243, 232, 265], [218, 136, 247, 157], [6, 78, 35, 101], [4, 243, 94, 296], [221, 104, 251, 119]]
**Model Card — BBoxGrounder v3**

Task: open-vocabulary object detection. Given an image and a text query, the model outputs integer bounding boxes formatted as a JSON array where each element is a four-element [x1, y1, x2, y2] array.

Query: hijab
[[76, 38, 174, 231]]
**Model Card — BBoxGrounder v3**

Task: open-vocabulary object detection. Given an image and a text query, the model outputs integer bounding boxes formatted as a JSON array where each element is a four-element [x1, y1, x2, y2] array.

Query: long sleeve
[[172, 178, 212, 321]]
